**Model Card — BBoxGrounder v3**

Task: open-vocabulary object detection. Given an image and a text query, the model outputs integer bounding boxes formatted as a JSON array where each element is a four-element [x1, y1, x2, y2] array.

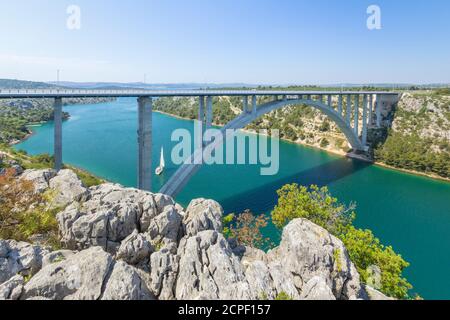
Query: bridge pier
[[198, 96, 205, 148], [338, 95, 343, 115], [243, 96, 249, 113], [346, 95, 352, 125], [354, 95, 359, 135], [252, 95, 257, 115], [137, 97, 152, 192], [376, 95, 382, 127], [54, 97, 63, 171], [368, 94, 374, 126], [206, 96, 213, 128], [327, 95, 332, 108], [362, 94, 368, 146]]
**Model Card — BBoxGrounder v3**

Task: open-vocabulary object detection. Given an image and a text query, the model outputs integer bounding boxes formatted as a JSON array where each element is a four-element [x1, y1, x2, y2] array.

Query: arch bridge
[[0, 89, 399, 196]]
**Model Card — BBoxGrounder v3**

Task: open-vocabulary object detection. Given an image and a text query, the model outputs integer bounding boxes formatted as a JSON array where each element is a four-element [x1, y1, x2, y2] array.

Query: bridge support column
[[54, 97, 63, 171], [368, 94, 374, 126], [319, 95, 324, 104], [252, 95, 257, 115], [198, 96, 205, 148], [346, 95, 352, 125], [362, 94, 368, 146], [137, 97, 152, 192], [338, 95, 343, 115], [354, 95, 359, 135], [375, 95, 382, 127], [243, 96, 249, 113], [206, 96, 213, 128], [327, 95, 332, 108]]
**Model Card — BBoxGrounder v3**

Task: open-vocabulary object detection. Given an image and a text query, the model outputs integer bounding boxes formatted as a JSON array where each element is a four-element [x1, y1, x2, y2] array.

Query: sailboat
[[155, 147, 165, 175]]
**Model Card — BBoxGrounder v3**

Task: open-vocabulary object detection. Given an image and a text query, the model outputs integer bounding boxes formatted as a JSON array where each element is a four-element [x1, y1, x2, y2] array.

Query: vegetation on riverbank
[[374, 131, 450, 178], [373, 90, 450, 179], [0, 145, 103, 187], [153, 87, 450, 181]]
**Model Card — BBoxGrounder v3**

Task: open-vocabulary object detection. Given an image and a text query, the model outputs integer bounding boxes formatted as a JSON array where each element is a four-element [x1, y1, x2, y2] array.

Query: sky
[[0, 0, 449, 85]]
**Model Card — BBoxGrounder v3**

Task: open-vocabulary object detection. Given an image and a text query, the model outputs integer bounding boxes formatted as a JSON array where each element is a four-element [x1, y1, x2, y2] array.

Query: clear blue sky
[[0, 0, 449, 84]]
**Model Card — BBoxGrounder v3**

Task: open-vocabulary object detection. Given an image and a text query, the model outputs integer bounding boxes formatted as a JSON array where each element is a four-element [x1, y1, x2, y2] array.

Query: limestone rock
[[146, 205, 182, 246], [183, 199, 223, 237], [267, 218, 364, 300], [266, 261, 300, 300], [116, 230, 153, 265], [21, 247, 113, 300], [42, 250, 76, 268], [299, 277, 336, 300], [101, 261, 155, 300], [0, 275, 24, 300], [57, 183, 169, 254], [48, 169, 88, 207], [154, 193, 175, 212], [364, 285, 394, 301], [21, 246, 153, 300], [176, 231, 252, 300], [0, 240, 49, 285], [149, 246, 178, 300], [244, 260, 276, 300], [20, 169, 56, 193]]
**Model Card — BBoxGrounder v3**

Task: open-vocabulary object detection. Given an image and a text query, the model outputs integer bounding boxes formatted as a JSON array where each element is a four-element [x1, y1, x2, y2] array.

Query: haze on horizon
[[1, 0, 449, 85]]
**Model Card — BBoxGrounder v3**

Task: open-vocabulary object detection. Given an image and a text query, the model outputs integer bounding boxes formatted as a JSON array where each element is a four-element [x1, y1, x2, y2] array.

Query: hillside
[[153, 87, 450, 179]]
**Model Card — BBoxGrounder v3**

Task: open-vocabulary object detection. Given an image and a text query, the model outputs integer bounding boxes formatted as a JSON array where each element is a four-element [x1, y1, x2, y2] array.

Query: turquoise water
[[15, 98, 450, 299]]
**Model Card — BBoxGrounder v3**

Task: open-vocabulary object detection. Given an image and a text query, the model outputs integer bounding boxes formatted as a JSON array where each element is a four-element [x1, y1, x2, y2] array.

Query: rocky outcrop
[[48, 169, 88, 207], [21, 169, 87, 207], [0, 169, 389, 300], [266, 219, 365, 300], [0, 275, 24, 300], [0, 240, 49, 285], [20, 247, 153, 300], [56, 183, 162, 254], [176, 230, 252, 300], [182, 199, 223, 237], [21, 169, 56, 193]]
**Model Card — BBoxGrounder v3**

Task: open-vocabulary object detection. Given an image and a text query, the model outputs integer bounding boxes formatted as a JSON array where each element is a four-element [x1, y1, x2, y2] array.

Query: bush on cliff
[[223, 210, 272, 249], [0, 169, 60, 248], [271, 183, 412, 299]]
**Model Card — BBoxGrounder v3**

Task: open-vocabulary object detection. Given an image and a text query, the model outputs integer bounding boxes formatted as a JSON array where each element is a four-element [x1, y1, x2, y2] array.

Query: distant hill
[[0, 79, 60, 89], [1, 79, 448, 91], [46, 81, 257, 90]]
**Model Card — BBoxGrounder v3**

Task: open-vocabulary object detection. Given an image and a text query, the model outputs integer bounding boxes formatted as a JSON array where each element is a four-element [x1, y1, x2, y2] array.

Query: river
[[14, 98, 450, 299]]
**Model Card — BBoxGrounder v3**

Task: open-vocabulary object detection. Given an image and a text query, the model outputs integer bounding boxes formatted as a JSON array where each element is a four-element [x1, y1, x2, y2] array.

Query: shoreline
[[13, 110, 450, 184]]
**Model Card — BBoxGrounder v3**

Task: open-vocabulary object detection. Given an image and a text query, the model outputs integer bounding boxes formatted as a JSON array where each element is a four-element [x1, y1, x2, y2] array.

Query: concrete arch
[[160, 98, 364, 197]]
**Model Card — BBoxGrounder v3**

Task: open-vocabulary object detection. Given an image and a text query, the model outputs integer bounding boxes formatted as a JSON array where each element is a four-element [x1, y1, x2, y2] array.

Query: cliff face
[[0, 169, 390, 300]]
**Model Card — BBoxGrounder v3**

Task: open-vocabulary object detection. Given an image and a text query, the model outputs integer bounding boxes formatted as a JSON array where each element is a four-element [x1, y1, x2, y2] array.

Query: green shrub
[[271, 183, 412, 299]]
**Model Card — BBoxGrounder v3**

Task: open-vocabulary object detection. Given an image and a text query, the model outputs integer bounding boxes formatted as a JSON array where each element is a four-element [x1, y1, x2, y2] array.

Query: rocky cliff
[[0, 169, 390, 300]]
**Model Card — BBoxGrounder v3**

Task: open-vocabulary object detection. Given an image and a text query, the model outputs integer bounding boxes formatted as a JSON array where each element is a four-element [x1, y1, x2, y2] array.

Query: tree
[[272, 184, 354, 235], [271, 183, 412, 299], [225, 210, 272, 249]]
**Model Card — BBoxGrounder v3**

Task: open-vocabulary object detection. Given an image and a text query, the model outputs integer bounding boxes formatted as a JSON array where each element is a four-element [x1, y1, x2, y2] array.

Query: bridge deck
[[0, 89, 398, 99]]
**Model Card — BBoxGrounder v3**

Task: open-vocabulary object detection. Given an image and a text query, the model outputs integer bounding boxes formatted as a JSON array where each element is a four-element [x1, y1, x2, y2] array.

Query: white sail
[[155, 147, 165, 175], [160, 147, 165, 168]]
